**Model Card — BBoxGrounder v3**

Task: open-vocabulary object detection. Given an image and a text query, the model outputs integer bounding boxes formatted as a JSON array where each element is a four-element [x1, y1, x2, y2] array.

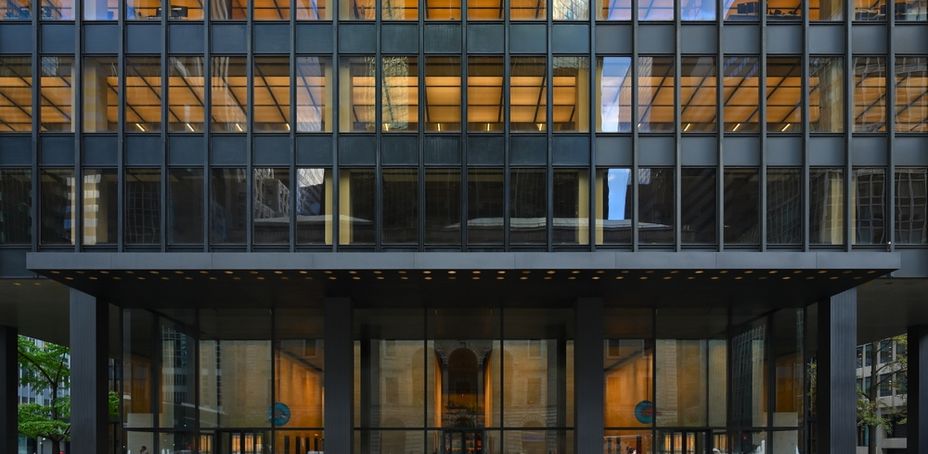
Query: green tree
[[858, 335, 907, 454]]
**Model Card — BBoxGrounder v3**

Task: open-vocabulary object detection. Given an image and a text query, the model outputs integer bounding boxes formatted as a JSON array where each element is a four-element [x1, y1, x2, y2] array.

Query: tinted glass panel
[[811, 0, 844, 19], [469, 0, 501, 18], [426, 57, 461, 132], [167, 168, 203, 244], [852, 168, 886, 245], [340, 57, 376, 132], [511, 0, 546, 19], [895, 168, 928, 245], [681, 0, 715, 19], [772, 309, 803, 427], [766, 168, 802, 245], [766, 57, 802, 133], [638, 57, 674, 133], [82, 57, 118, 132], [383, 0, 417, 19], [604, 339, 653, 427], [40, 56, 74, 132], [169, 56, 206, 133], [160, 322, 196, 430], [468, 168, 504, 245], [639, 0, 672, 19], [41, 0, 74, 18], [597, 0, 629, 18], [1, 0, 30, 19], [253, 168, 290, 245], [510, 57, 547, 132], [210, 168, 247, 244], [254, 57, 290, 132], [427, 0, 460, 18], [468, 57, 504, 132], [895, 56, 928, 133], [84, 0, 117, 19], [895, 0, 927, 19], [681, 56, 717, 133], [0, 169, 32, 245], [339, 168, 375, 245], [604, 430, 652, 454], [340, 0, 374, 19], [297, 57, 333, 132], [681, 168, 716, 244], [125, 168, 161, 245], [82, 168, 118, 245], [725, 0, 758, 19], [553, 56, 590, 132], [254, 0, 289, 19], [211, 56, 247, 133], [169, 0, 204, 19], [639, 168, 674, 244], [40, 168, 75, 245], [854, 0, 885, 19], [296, 168, 333, 245], [723, 57, 760, 133], [297, 0, 330, 18], [597, 56, 632, 133], [853, 57, 886, 133], [127, 0, 159, 19], [126, 57, 162, 133], [767, 0, 801, 18], [382, 56, 418, 132], [724, 168, 759, 245], [425, 169, 461, 245], [554, 0, 589, 19], [382, 168, 418, 244], [123, 310, 155, 428], [809, 57, 845, 133], [275, 308, 324, 429], [730, 319, 767, 427], [0, 57, 32, 132], [211, 0, 247, 19], [810, 168, 845, 245], [553, 168, 589, 245], [510, 168, 546, 244]]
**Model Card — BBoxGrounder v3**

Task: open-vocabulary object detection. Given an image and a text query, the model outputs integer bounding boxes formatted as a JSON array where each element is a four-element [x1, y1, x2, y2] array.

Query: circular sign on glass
[[634, 400, 654, 425], [270, 402, 291, 426]]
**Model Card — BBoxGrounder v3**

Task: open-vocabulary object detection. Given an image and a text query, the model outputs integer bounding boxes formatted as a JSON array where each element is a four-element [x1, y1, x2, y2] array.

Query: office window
[[810, 0, 844, 19], [598, 0, 630, 19], [297, 0, 330, 18], [296, 168, 333, 245], [809, 57, 845, 133], [125, 168, 161, 245], [168, 168, 203, 244], [254, 0, 290, 19], [853, 57, 887, 133], [168, 56, 205, 133], [84, 0, 117, 19], [810, 168, 845, 245], [468, 168, 504, 245], [596, 56, 632, 133], [766, 57, 802, 133], [681, 56, 717, 133], [724, 169, 759, 245], [510, 57, 547, 132], [639, 0, 673, 19], [425, 169, 461, 245], [254, 56, 290, 132], [854, 0, 885, 19], [383, 169, 418, 244], [725, 0, 759, 19], [852, 168, 885, 245], [638, 57, 675, 133], [553, 169, 590, 245], [296, 57, 332, 132], [469, 0, 502, 18], [511, 0, 546, 19], [82, 57, 118, 133], [426, 0, 460, 18], [0, 56, 32, 132], [126, 0, 159, 19], [639, 168, 674, 244], [1, 0, 31, 19], [510, 168, 546, 244], [0, 169, 32, 245], [595, 168, 631, 245], [767, 0, 801, 18], [40, 169, 75, 245], [82, 168, 118, 246], [210, 168, 247, 244], [211, 56, 247, 133], [895, 168, 927, 245], [681, 0, 715, 19], [253, 168, 290, 245], [723, 56, 760, 133], [339, 168, 375, 245], [340, 0, 374, 19], [382, 56, 418, 132], [554, 0, 589, 19], [895, 0, 927, 20], [211, 0, 246, 19], [425, 57, 461, 132], [767, 168, 802, 245], [41, 0, 74, 18], [553, 56, 590, 132], [40, 56, 74, 132], [339, 57, 376, 132], [125, 57, 162, 133], [895, 56, 928, 133], [383, 0, 417, 19], [468, 56, 504, 132], [682, 168, 717, 244], [169, 0, 204, 19]]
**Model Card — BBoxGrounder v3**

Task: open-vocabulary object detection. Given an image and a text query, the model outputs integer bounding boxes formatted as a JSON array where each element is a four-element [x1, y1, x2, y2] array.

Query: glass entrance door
[[219, 431, 269, 454], [442, 429, 486, 454], [658, 430, 710, 454]]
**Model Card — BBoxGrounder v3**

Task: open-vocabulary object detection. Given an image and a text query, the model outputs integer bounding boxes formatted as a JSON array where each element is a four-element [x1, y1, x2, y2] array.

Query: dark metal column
[[324, 297, 353, 453], [69, 289, 109, 454], [907, 325, 928, 454], [815, 288, 857, 454], [0, 325, 17, 454], [575, 297, 604, 453]]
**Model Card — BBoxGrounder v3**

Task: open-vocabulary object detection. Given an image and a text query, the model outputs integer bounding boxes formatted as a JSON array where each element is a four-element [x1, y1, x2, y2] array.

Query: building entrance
[[217, 431, 269, 454], [657, 430, 711, 454], [441, 429, 486, 454]]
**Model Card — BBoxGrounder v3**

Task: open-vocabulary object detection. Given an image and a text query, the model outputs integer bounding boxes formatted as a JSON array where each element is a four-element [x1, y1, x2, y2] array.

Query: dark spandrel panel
[[295, 24, 333, 53], [167, 168, 204, 245], [510, 168, 546, 245], [125, 168, 161, 245], [382, 135, 418, 165], [724, 168, 759, 245], [254, 23, 291, 54], [210, 135, 247, 165], [337, 24, 376, 53], [509, 23, 546, 53], [382, 24, 418, 54], [424, 24, 461, 53], [680, 136, 717, 166], [0, 25, 32, 53], [210, 24, 247, 54], [40, 135, 75, 166], [81, 168, 118, 246], [253, 136, 290, 166], [338, 135, 376, 165], [637, 24, 674, 54], [424, 136, 460, 165], [510, 135, 546, 165], [722, 25, 759, 54], [810, 168, 846, 246], [638, 136, 674, 166], [209, 168, 247, 244], [0, 169, 32, 245], [895, 26, 928, 54], [467, 136, 504, 165], [595, 25, 633, 54], [638, 167, 674, 245], [296, 136, 333, 166], [766, 168, 802, 245], [467, 168, 504, 244], [83, 24, 119, 54], [552, 24, 589, 53], [553, 136, 590, 166], [851, 137, 888, 167], [82, 135, 118, 165], [852, 24, 886, 55], [852, 168, 886, 246], [168, 135, 206, 166], [168, 23, 205, 54], [0, 136, 31, 165], [253, 167, 290, 245], [766, 25, 802, 54], [594, 137, 633, 167], [681, 168, 717, 245], [40, 24, 74, 54], [424, 169, 461, 245], [722, 137, 760, 166], [467, 24, 504, 53], [125, 136, 163, 166], [807, 136, 845, 166], [382, 168, 418, 244]]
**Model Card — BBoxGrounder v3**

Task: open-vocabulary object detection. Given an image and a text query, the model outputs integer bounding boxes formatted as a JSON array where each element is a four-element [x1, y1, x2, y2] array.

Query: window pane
[[297, 0, 331, 18], [160, 321, 197, 430], [852, 168, 886, 245], [82, 56, 118, 132], [638, 56, 674, 133], [656, 339, 707, 426], [810, 0, 844, 19], [275, 308, 324, 428], [167, 168, 203, 244], [639, 168, 674, 244], [681, 0, 715, 19], [211, 56, 247, 132], [766, 168, 802, 245], [854, 0, 885, 19], [681, 56, 717, 133], [425, 56, 461, 132], [468, 56, 504, 132], [510, 168, 546, 244], [383, 0, 417, 19], [382, 168, 418, 244], [339, 56, 376, 132], [169, 0, 204, 19], [895, 0, 927, 20], [427, 0, 460, 18], [425, 169, 461, 245], [603, 329, 652, 427], [894, 168, 928, 245], [0, 57, 32, 132], [0, 169, 32, 245], [595, 168, 631, 245], [168, 56, 206, 133], [253, 168, 290, 245], [605, 431, 652, 454], [296, 56, 333, 132], [772, 309, 803, 427], [596, 56, 632, 133], [339, 168, 375, 245], [210, 168, 247, 244], [41, 0, 74, 18], [553, 56, 590, 132], [598, 0, 630, 18], [1, 0, 30, 19], [553, 0, 589, 19], [40, 168, 75, 245], [767, 0, 801, 18], [40, 56, 74, 132], [723, 56, 760, 133], [724, 168, 759, 245], [254, 0, 289, 19], [382, 56, 418, 132], [340, 0, 374, 19], [211, 0, 247, 19], [296, 168, 333, 245], [468, 0, 502, 18], [895, 56, 928, 133], [84, 0, 117, 19], [724, 0, 759, 19], [82, 168, 118, 245], [125, 168, 161, 245], [639, 0, 673, 19], [810, 168, 845, 245], [123, 309, 155, 428], [809, 57, 845, 133], [853, 56, 886, 133], [467, 168, 504, 245], [766, 56, 802, 133], [553, 168, 589, 245], [681, 168, 717, 244], [199, 336, 272, 427], [126, 0, 159, 19], [511, 0, 546, 19], [126, 56, 162, 133], [730, 319, 767, 428], [510, 56, 547, 132], [254, 56, 290, 132]]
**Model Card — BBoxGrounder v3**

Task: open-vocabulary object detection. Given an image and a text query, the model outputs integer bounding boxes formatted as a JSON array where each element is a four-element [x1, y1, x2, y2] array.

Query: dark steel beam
[[0, 325, 17, 454], [907, 325, 928, 454], [324, 297, 353, 453], [68, 289, 109, 454], [816, 287, 858, 454], [574, 297, 604, 454]]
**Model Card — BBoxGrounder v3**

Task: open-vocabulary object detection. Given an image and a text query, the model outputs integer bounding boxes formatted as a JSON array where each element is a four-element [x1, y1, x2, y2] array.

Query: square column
[[0, 325, 17, 454], [69, 289, 109, 454], [325, 297, 353, 453], [575, 297, 604, 453], [907, 325, 928, 454], [815, 288, 857, 454]]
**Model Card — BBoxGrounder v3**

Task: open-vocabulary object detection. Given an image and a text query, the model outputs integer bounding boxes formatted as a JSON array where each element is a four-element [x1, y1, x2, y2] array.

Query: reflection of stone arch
[[446, 348, 480, 428], [381, 418, 407, 454]]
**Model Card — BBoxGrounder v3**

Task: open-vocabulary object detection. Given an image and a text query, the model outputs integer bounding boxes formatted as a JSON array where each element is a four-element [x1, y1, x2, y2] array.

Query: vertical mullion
[[203, 5, 211, 251], [31, 2, 39, 252], [75, 0, 83, 252], [374, 0, 383, 250], [289, 0, 297, 252], [117, 0, 126, 252], [759, 0, 768, 251], [503, 0, 511, 251], [844, 0, 853, 252], [160, 0, 169, 252], [546, 0, 553, 252], [245, 0, 254, 251], [331, 0, 340, 250], [717, 0, 725, 252], [418, 0, 426, 251], [461, 3, 468, 250], [193, 310, 201, 452], [801, 0, 810, 251], [588, 5, 596, 251], [886, 4, 895, 253], [673, 0, 682, 252], [631, 0, 639, 251]]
